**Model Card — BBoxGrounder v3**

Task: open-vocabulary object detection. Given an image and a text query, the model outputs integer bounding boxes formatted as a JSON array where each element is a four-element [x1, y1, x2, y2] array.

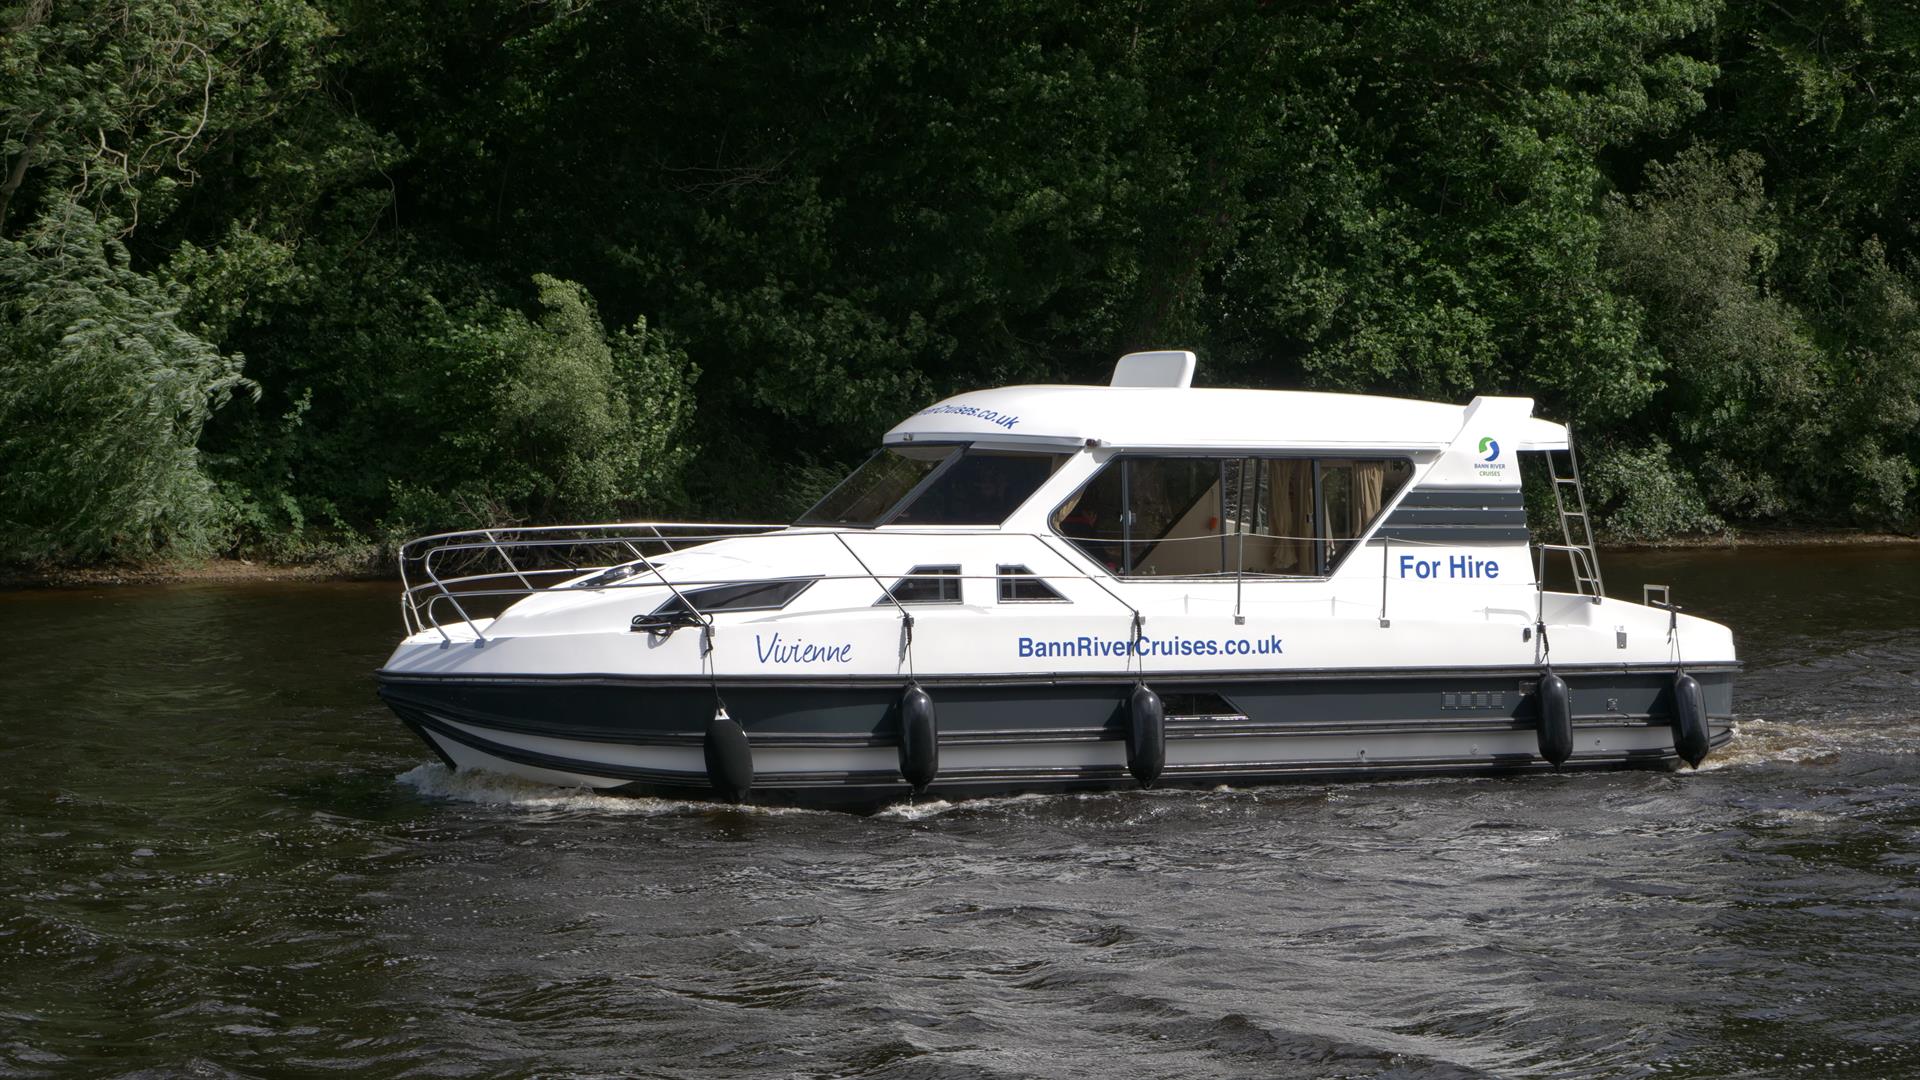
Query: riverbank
[[1607, 526, 1919, 549], [1, 558, 389, 591], [5, 526, 1915, 590]]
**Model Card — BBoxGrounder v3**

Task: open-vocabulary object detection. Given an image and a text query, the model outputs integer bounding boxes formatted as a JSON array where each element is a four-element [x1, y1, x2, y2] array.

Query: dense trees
[[2, 0, 1917, 564]]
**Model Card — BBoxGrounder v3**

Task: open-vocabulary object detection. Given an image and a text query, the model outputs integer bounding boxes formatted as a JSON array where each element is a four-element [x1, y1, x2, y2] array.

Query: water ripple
[[5, 558, 1920, 1076]]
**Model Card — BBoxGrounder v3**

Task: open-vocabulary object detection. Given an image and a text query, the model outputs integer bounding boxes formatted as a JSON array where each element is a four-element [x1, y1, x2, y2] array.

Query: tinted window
[[1229, 458, 1315, 576], [649, 577, 817, 616], [892, 450, 1067, 526], [1319, 459, 1413, 568], [1127, 459, 1227, 575], [1052, 459, 1126, 570], [798, 447, 1066, 527], [632, 577, 818, 632], [876, 565, 963, 605], [1056, 456, 1411, 577], [798, 447, 951, 527], [1053, 458, 1228, 575], [997, 565, 1066, 602]]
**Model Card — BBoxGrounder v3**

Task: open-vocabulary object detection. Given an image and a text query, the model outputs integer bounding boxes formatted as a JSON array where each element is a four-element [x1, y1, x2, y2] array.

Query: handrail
[[391, 519, 1561, 641], [393, 521, 1154, 639], [395, 521, 787, 638]]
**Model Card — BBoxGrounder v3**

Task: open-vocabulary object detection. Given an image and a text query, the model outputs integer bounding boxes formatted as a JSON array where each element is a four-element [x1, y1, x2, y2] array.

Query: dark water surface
[[4, 549, 1919, 1079]]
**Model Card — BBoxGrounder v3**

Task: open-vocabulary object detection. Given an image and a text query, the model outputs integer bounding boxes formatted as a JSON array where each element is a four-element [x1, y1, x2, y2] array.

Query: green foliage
[[7, 0, 1920, 563], [424, 273, 699, 525], [1253, 0, 1715, 427], [202, 238, 699, 552], [1582, 437, 1725, 541], [0, 0, 335, 233], [1603, 147, 1821, 522], [1602, 145, 1920, 530], [1820, 242, 1920, 524], [0, 206, 252, 561]]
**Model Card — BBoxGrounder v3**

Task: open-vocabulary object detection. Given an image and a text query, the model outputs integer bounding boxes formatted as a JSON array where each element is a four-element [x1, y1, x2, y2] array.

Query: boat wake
[[1697, 715, 1917, 771], [871, 792, 1062, 821], [393, 763, 821, 816]]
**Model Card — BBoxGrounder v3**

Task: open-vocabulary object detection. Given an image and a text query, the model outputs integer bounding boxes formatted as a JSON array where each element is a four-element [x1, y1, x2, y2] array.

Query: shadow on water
[[3, 550, 1919, 1078]]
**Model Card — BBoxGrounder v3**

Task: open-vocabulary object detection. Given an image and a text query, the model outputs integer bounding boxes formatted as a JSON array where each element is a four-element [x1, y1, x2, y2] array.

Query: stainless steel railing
[[398, 522, 787, 640], [395, 519, 1577, 645], [395, 521, 1194, 643]]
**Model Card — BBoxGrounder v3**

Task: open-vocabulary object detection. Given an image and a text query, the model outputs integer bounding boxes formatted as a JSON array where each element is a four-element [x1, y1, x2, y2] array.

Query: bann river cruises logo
[[1474, 435, 1507, 477]]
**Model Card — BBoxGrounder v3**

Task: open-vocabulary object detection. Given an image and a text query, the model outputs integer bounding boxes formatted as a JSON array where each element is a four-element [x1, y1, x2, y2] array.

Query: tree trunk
[[0, 129, 42, 235]]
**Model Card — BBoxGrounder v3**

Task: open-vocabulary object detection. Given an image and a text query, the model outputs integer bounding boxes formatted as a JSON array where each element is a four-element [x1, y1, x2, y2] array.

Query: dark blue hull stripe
[[405, 708, 1735, 805]]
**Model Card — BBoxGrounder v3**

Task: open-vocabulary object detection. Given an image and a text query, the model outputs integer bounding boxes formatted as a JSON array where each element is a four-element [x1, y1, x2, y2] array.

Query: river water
[[2, 548, 1917, 1079]]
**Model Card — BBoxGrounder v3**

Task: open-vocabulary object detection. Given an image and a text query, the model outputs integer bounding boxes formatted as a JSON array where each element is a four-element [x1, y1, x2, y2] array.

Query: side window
[[1128, 459, 1228, 576], [1228, 458, 1316, 576], [997, 565, 1067, 602], [1052, 464, 1126, 571], [1318, 459, 1413, 568], [1056, 456, 1411, 577], [1053, 458, 1227, 576], [876, 565, 962, 605]]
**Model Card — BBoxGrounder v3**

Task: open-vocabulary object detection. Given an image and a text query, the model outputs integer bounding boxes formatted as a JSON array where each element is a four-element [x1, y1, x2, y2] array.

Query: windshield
[[797, 446, 1068, 527], [797, 446, 954, 526]]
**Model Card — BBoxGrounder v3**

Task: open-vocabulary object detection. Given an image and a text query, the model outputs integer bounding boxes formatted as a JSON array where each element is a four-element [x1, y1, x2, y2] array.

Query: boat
[[376, 350, 1736, 808]]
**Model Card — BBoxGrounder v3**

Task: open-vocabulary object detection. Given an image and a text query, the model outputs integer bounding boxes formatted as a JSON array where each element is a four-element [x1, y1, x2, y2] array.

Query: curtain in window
[[1351, 461, 1387, 534], [1264, 460, 1314, 574]]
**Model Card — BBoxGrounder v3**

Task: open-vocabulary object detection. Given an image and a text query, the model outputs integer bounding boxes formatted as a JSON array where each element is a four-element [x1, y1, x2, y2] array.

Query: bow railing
[[398, 522, 787, 639]]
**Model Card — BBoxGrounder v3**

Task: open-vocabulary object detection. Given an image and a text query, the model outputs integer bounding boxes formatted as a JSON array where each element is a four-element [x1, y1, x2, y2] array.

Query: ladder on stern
[[1542, 439, 1605, 602]]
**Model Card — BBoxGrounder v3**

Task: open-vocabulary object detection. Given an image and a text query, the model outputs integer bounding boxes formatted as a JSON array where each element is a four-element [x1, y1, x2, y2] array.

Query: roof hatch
[[1110, 350, 1196, 388]]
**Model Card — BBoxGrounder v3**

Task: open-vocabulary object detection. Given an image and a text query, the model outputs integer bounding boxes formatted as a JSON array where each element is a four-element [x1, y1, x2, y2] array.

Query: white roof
[[885, 384, 1569, 453]]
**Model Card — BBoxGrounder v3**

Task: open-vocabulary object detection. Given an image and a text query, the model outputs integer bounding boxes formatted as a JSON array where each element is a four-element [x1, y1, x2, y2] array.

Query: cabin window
[[891, 450, 1069, 526], [632, 577, 819, 632], [997, 565, 1067, 603], [797, 446, 1069, 528], [876, 565, 963, 605], [800, 446, 949, 527], [1318, 459, 1409, 568], [1051, 458, 1230, 576], [1224, 458, 1316, 576], [1053, 456, 1411, 577]]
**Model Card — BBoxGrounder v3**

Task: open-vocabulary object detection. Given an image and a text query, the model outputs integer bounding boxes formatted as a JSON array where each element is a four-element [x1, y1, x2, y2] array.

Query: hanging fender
[[1127, 683, 1166, 788], [1672, 672, 1710, 768], [703, 707, 754, 804], [1535, 670, 1573, 767], [898, 683, 939, 791]]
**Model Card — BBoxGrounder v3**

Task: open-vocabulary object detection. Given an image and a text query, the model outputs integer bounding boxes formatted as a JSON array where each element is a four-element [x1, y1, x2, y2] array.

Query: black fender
[[703, 709, 753, 803], [1127, 683, 1166, 787], [898, 683, 939, 791], [1672, 672, 1710, 768], [1536, 670, 1573, 766]]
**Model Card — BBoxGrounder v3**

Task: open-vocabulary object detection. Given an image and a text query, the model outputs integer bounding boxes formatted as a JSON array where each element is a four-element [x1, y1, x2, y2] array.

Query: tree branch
[[0, 129, 43, 235]]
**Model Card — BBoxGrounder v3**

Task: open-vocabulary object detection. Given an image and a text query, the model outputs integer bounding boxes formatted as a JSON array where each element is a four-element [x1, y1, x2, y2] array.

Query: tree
[[0, 206, 252, 561]]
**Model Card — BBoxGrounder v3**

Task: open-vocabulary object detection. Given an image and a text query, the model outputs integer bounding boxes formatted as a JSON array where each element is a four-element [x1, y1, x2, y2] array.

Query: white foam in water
[[873, 798, 958, 821], [872, 792, 1059, 821], [1697, 715, 1920, 772], [394, 763, 821, 817], [401, 764, 1075, 821], [871, 789, 1159, 821], [1697, 718, 1810, 771]]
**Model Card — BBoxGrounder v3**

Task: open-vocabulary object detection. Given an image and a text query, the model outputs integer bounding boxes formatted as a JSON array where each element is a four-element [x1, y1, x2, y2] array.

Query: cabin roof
[[884, 384, 1569, 453]]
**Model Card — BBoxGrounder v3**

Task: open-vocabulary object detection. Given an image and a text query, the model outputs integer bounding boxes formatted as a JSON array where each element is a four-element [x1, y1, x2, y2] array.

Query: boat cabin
[[796, 349, 1585, 592]]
